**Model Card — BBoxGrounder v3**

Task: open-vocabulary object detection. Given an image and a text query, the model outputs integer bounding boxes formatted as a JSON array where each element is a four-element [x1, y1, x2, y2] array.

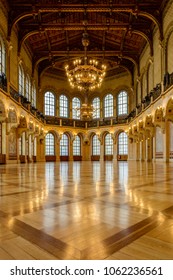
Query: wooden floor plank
[[0, 161, 173, 259]]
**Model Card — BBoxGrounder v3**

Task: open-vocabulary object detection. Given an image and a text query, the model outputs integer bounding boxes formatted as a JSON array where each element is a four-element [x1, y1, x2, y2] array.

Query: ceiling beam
[[18, 23, 151, 53], [8, 5, 161, 39]]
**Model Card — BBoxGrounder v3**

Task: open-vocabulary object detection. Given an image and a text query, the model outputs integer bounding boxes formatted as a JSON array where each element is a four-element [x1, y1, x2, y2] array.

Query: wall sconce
[[9, 107, 15, 111]]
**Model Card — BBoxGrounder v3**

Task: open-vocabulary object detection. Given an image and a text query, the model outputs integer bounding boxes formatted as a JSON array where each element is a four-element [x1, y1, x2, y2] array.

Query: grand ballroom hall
[[0, 0, 173, 260]]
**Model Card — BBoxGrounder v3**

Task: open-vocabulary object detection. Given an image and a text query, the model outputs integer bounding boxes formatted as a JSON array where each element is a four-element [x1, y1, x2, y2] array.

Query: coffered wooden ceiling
[[7, 0, 168, 79]]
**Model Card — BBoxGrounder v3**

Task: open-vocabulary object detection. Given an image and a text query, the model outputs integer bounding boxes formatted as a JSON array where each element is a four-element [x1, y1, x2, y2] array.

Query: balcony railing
[[0, 73, 7, 92], [164, 72, 173, 91], [9, 86, 45, 123]]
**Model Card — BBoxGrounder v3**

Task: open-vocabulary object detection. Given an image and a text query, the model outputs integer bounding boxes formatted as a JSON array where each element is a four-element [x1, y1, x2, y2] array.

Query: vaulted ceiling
[[7, 0, 168, 79]]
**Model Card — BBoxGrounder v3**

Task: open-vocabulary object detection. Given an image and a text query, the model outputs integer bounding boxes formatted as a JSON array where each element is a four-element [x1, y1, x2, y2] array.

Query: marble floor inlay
[[0, 161, 173, 259]]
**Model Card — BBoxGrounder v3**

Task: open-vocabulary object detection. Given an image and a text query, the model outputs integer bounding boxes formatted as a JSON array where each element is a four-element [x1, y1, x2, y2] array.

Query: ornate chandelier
[[65, 32, 106, 91], [65, 32, 106, 120], [75, 103, 96, 120]]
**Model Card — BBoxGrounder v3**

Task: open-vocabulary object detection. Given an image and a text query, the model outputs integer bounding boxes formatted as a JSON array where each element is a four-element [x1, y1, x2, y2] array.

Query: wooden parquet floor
[[0, 161, 173, 260]]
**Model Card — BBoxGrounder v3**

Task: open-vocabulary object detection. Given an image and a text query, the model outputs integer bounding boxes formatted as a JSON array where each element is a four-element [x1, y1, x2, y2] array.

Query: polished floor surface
[[0, 161, 173, 260]]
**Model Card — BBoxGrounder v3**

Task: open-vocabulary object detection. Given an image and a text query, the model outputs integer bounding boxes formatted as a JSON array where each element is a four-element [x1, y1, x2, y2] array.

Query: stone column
[[69, 139, 73, 161], [113, 140, 117, 161], [22, 132, 26, 156], [163, 121, 169, 162], [37, 137, 45, 162], [28, 135, 32, 162], [152, 136, 156, 161], [146, 136, 152, 162], [55, 138, 60, 162], [2, 122, 6, 154]]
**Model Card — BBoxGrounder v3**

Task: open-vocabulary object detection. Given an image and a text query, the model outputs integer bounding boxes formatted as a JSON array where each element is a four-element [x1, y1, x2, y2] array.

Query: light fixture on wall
[[65, 32, 106, 120]]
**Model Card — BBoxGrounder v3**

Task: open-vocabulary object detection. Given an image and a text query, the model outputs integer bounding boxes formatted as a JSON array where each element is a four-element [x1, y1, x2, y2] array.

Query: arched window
[[72, 97, 81, 119], [59, 94, 68, 118], [26, 75, 31, 101], [92, 134, 100, 155], [19, 65, 24, 96], [31, 83, 36, 108], [105, 133, 113, 155], [0, 35, 5, 74], [44, 91, 55, 116], [92, 97, 100, 119], [45, 133, 55, 155], [118, 132, 128, 155], [118, 91, 128, 116], [104, 94, 113, 117], [60, 134, 69, 156], [73, 135, 81, 156]]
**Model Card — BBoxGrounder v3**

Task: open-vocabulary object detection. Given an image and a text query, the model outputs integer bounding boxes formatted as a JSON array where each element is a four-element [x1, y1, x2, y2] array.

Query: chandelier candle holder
[[65, 32, 106, 120], [76, 102, 97, 120], [65, 32, 106, 91], [65, 58, 106, 91]]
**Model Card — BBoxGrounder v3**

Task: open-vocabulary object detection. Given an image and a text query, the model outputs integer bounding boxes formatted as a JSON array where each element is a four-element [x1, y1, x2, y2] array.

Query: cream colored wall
[[163, 0, 173, 33], [153, 29, 162, 84], [155, 126, 163, 153], [20, 46, 33, 75], [167, 32, 173, 73], [10, 29, 18, 89], [0, 1, 7, 36], [170, 122, 173, 152], [139, 45, 150, 74]]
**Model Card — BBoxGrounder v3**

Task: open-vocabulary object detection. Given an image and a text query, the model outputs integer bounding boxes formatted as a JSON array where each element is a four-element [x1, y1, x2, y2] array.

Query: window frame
[[73, 135, 81, 156], [32, 83, 36, 108], [104, 94, 113, 118], [44, 91, 55, 116], [45, 133, 55, 156], [25, 75, 31, 101], [104, 133, 113, 155], [92, 134, 100, 156], [59, 94, 69, 118], [92, 97, 100, 119], [0, 36, 5, 74], [72, 97, 81, 119], [117, 90, 128, 116], [60, 134, 69, 156], [118, 132, 128, 155], [19, 65, 25, 96]]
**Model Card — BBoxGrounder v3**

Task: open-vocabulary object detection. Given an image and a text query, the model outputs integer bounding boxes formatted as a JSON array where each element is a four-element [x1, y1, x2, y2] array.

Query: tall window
[[104, 94, 113, 117], [73, 135, 81, 156], [105, 133, 113, 155], [0, 35, 5, 74], [60, 134, 69, 156], [45, 133, 55, 155], [72, 97, 81, 119], [118, 91, 128, 115], [118, 132, 128, 155], [31, 83, 36, 108], [59, 94, 68, 118], [44, 91, 55, 116], [26, 75, 31, 101], [92, 134, 100, 155], [19, 65, 24, 96], [92, 97, 100, 119]]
